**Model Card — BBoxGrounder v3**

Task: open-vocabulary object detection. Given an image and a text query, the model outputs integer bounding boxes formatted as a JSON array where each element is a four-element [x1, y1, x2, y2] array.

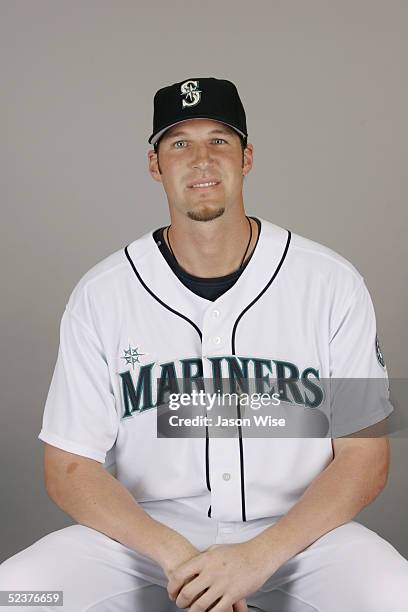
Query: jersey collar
[[125, 217, 291, 334]]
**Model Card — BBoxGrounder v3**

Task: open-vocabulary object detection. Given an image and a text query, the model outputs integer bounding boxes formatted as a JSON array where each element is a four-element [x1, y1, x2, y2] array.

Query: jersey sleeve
[[328, 279, 393, 437], [38, 304, 119, 463]]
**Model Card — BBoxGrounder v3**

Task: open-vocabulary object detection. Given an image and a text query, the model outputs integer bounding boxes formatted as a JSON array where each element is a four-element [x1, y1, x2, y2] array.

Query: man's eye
[[173, 138, 227, 148]]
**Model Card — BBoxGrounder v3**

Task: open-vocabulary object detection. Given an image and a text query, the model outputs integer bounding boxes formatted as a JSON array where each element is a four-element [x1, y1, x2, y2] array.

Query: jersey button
[[213, 309, 220, 318], [213, 336, 221, 345], [222, 472, 231, 481]]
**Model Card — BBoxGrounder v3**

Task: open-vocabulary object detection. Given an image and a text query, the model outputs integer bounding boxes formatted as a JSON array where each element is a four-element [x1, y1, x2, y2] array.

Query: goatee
[[187, 207, 225, 222]]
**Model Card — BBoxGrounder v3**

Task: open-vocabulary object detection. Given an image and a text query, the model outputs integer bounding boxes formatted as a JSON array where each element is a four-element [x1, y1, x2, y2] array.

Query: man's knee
[[0, 538, 62, 593], [0, 551, 42, 590], [0, 556, 49, 612], [356, 558, 408, 611]]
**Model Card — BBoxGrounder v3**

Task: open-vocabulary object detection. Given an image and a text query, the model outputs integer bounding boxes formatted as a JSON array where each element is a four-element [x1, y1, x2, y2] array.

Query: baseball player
[[1, 77, 408, 612]]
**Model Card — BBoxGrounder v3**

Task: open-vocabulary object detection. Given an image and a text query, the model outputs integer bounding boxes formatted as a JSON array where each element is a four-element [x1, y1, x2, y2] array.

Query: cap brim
[[148, 116, 247, 145]]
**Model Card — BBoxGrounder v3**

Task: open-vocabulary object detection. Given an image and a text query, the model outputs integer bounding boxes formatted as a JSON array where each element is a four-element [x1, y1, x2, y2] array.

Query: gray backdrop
[[1, 0, 407, 563]]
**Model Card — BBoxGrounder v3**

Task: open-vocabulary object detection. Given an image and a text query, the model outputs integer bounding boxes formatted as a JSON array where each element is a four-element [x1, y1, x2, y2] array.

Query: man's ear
[[148, 149, 162, 182], [242, 143, 254, 177]]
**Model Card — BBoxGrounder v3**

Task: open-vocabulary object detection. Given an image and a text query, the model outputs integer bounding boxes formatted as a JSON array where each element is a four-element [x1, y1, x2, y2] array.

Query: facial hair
[[186, 206, 225, 222]]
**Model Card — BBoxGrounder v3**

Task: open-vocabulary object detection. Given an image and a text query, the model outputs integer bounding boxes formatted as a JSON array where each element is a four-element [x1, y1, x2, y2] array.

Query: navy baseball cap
[[148, 77, 248, 146]]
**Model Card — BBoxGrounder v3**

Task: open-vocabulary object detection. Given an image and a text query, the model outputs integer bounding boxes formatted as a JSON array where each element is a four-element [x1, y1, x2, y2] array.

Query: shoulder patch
[[375, 333, 385, 368]]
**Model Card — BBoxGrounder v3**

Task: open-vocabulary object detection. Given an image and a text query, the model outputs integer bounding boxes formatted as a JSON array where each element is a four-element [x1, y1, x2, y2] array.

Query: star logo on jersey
[[121, 344, 145, 370]]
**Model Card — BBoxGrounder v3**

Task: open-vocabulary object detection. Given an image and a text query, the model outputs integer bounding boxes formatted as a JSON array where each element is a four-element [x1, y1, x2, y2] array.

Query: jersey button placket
[[202, 305, 225, 355], [203, 305, 241, 519]]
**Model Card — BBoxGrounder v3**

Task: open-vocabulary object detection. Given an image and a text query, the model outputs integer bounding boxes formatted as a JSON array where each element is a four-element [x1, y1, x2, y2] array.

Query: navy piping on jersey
[[231, 229, 292, 521], [123, 245, 211, 502], [124, 227, 292, 522], [124, 247, 202, 340], [153, 217, 261, 302]]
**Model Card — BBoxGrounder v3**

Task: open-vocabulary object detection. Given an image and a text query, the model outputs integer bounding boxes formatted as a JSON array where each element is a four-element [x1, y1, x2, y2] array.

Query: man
[[0, 77, 407, 612]]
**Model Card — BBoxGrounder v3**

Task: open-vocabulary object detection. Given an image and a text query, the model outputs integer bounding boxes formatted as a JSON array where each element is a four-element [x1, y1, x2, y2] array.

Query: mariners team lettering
[[118, 355, 323, 419]]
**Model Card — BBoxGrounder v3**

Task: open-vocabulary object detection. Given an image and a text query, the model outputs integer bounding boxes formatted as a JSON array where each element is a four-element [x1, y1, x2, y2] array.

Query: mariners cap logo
[[180, 80, 202, 108]]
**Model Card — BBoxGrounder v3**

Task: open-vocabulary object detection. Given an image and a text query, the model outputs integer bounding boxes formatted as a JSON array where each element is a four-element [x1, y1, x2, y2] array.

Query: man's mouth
[[188, 180, 221, 190]]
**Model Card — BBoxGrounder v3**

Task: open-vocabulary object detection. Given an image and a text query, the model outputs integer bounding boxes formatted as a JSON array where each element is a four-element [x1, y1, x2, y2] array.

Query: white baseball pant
[[0, 498, 407, 611]]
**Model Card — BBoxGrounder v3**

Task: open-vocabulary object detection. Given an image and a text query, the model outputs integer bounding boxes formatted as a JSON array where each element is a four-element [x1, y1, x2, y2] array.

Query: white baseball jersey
[[38, 217, 392, 522]]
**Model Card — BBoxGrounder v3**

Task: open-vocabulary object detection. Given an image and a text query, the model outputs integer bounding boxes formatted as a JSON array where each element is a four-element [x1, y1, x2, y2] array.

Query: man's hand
[[160, 538, 247, 611], [160, 536, 202, 581], [167, 541, 272, 611]]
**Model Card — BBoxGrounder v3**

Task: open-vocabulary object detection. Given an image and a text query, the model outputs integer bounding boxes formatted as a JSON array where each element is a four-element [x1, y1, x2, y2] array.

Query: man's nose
[[191, 143, 214, 166]]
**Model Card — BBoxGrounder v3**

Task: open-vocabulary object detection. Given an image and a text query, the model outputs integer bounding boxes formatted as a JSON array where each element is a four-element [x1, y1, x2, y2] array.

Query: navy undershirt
[[152, 217, 261, 302]]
